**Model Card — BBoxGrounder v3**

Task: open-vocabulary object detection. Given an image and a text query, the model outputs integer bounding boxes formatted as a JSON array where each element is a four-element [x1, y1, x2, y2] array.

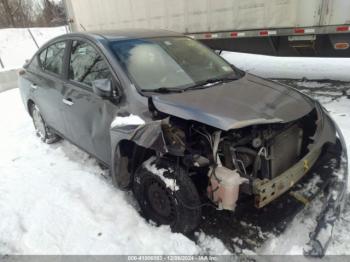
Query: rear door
[[62, 39, 119, 164], [32, 40, 69, 136]]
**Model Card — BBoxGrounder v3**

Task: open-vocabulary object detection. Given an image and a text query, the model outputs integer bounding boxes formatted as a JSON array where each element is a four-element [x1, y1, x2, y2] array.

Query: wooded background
[[0, 0, 66, 28]]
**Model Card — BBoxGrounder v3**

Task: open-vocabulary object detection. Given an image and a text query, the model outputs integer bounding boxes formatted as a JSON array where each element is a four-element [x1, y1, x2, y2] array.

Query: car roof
[[72, 29, 184, 42]]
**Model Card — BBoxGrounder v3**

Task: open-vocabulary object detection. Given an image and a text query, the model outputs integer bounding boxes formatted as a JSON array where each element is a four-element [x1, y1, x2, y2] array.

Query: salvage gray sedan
[[18, 29, 347, 256]]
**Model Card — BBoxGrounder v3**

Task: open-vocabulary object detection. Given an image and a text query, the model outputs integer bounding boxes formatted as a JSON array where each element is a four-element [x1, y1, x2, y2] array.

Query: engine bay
[[160, 109, 319, 210]]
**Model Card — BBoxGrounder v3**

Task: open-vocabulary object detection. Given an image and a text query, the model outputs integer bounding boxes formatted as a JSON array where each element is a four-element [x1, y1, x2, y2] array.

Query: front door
[[61, 40, 118, 164]]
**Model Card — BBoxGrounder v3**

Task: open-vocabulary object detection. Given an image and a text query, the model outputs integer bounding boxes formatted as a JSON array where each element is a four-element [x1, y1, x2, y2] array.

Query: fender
[[109, 117, 183, 189], [304, 113, 348, 257]]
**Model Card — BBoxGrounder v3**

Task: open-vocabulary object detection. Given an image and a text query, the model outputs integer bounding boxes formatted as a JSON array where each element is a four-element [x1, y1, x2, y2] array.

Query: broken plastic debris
[[111, 114, 145, 128]]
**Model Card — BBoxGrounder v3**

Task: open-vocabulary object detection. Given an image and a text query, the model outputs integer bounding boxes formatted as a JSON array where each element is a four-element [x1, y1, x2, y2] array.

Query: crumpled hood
[[151, 74, 314, 130]]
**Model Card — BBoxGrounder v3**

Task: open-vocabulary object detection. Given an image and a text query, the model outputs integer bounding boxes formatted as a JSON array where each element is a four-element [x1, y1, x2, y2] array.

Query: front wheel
[[30, 104, 60, 144], [133, 157, 201, 234]]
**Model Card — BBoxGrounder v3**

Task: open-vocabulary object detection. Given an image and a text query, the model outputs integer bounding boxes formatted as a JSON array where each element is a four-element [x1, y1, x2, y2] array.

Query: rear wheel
[[30, 104, 60, 144], [133, 157, 201, 234]]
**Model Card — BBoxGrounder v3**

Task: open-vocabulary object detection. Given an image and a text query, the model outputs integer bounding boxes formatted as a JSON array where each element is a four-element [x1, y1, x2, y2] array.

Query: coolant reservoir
[[208, 166, 248, 211]]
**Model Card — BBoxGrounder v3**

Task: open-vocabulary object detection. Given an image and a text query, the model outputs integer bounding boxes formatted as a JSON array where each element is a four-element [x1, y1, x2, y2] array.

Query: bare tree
[[1, 0, 16, 27], [0, 0, 66, 28]]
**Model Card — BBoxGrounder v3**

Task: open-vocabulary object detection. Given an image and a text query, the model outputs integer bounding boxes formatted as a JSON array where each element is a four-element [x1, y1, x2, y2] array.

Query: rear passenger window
[[69, 40, 111, 86]]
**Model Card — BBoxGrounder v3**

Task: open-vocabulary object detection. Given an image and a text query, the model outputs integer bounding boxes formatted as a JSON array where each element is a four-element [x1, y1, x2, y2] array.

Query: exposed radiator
[[269, 124, 303, 178]]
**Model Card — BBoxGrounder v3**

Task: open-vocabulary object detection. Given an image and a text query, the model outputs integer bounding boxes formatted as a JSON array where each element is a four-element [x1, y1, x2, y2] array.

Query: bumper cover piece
[[304, 117, 348, 257], [253, 147, 322, 208]]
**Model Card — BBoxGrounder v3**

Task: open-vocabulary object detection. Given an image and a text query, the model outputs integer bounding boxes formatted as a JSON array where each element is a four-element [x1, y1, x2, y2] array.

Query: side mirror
[[92, 79, 112, 98]]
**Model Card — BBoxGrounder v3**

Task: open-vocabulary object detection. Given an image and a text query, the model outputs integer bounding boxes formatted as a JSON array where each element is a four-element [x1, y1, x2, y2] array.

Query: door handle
[[62, 98, 74, 106], [30, 83, 38, 89]]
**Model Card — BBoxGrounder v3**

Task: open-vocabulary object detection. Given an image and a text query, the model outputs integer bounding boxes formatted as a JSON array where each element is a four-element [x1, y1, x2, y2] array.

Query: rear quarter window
[[37, 41, 66, 75], [39, 49, 47, 68], [45, 42, 66, 75]]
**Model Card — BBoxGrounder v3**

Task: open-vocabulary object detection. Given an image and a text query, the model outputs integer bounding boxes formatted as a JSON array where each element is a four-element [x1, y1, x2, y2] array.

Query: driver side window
[[69, 40, 112, 87]]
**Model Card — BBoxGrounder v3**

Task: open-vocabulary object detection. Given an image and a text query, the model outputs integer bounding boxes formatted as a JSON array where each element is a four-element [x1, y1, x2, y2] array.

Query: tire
[[133, 157, 201, 234], [30, 104, 61, 144]]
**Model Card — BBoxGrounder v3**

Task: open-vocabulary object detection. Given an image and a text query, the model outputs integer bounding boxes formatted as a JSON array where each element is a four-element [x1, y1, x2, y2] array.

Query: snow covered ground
[[0, 26, 67, 71], [222, 51, 350, 81]]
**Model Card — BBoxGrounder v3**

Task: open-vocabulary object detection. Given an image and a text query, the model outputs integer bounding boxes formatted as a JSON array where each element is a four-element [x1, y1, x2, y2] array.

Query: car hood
[[151, 74, 314, 131]]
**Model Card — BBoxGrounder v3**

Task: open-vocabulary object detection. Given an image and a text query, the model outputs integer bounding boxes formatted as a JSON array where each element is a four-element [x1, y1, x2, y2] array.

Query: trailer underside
[[200, 33, 350, 57]]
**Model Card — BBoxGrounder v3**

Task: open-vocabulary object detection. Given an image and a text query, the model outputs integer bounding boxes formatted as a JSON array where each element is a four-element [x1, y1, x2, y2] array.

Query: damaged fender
[[109, 117, 181, 189], [304, 108, 348, 257]]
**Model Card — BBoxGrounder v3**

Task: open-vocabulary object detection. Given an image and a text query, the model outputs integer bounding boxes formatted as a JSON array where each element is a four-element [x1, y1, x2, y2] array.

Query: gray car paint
[[151, 73, 315, 131], [19, 30, 336, 168]]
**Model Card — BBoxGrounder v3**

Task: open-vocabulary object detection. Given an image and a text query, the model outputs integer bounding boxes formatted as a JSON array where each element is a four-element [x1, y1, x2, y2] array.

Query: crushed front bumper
[[304, 115, 348, 257], [252, 102, 348, 256], [253, 147, 322, 208]]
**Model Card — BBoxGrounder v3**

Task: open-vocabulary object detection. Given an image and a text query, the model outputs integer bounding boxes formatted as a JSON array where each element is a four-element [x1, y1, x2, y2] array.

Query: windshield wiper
[[140, 87, 183, 93], [140, 76, 239, 93], [206, 76, 239, 83], [182, 76, 239, 91]]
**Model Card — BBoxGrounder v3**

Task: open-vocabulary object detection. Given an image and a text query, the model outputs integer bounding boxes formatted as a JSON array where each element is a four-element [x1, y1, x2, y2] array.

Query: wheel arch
[[109, 117, 188, 189], [111, 139, 156, 190]]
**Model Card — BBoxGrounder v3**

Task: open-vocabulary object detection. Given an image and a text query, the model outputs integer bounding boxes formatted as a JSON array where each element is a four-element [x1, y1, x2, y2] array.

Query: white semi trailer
[[64, 0, 350, 56]]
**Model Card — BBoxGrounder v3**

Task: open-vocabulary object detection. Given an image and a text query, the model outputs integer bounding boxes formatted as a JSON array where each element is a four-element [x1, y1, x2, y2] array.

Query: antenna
[[80, 23, 86, 31]]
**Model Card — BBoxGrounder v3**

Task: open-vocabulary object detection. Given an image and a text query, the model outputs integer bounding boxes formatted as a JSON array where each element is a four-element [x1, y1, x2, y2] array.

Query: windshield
[[110, 37, 237, 91]]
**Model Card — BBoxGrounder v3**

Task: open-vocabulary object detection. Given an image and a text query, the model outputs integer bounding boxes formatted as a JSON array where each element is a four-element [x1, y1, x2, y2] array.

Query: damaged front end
[[110, 94, 347, 256], [304, 108, 348, 257]]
